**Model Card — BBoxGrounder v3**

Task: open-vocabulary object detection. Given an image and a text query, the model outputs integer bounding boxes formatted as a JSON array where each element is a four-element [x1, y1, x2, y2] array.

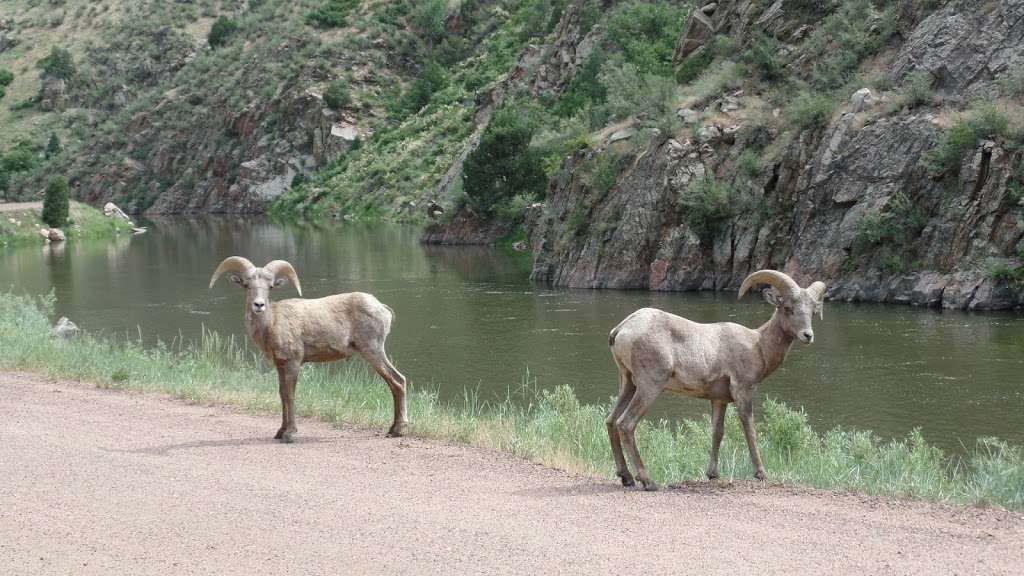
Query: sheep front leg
[[274, 360, 300, 443], [733, 391, 766, 480]]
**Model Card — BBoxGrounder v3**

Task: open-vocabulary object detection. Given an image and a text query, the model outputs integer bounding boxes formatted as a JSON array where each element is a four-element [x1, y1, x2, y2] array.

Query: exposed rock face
[[69, 90, 363, 214], [890, 0, 1024, 102], [421, 210, 514, 246], [528, 105, 1024, 310]]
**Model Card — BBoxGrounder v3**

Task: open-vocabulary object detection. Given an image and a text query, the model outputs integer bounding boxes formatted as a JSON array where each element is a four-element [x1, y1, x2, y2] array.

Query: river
[[1, 217, 1022, 451]]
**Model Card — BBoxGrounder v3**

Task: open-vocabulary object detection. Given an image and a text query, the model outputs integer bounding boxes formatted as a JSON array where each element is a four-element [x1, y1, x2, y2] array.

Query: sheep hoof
[[386, 423, 406, 437], [278, 435, 294, 444], [706, 471, 719, 481], [754, 470, 767, 482], [639, 479, 659, 492], [618, 472, 635, 487]]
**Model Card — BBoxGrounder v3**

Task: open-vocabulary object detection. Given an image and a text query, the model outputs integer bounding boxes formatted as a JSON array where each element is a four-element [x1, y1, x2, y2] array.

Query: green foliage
[[785, 91, 836, 131], [552, 50, 607, 118], [987, 248, 1024, 286], [675, 35, 739, 86], [853, 192, 928, 272], [743, 32, 786, 82], [924, 105, 1013, 176], [605, 1, 688, 76], [462, 106, 547, 215], [307, 0, 359, 28], [901, 71, 936, 108], [0, 69, 12, 100], [323, 80, 351, 110], [997, 65, 1024, 99], [45, 133, 62, 159], [397, 60, 446, 117], [583, 152, 626, 197], [411, 0, 447, 41], [736, 150, 763, 177], [42, 177, 70, 229], [678, 173, 737, 244], [208, 16, 240, 48], [37, 47, 76, 80], [600, 60, 679, 127], [804, 0, 897, 91], [0, 143, 40, 200]]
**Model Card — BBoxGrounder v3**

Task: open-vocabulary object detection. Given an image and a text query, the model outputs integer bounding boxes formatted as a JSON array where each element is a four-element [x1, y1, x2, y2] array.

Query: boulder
[[48, 228, 66, 242], [53, 317, 79, 340], [103, 202, 134, 225], [850, 88, 880, 113]]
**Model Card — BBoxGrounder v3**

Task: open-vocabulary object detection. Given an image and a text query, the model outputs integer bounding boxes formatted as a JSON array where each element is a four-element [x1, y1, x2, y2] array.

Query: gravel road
[[1, 372, 1021, 575]]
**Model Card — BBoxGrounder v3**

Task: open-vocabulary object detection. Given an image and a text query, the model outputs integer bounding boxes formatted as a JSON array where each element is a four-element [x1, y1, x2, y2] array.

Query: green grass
[[0, 201, 134, 246], [1, 290, 1022, 509]]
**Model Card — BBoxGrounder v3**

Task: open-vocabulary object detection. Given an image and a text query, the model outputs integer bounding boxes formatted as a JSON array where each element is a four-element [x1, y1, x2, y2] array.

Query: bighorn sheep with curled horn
[[606, 270, 825, 491], [210, 257, 408, 442]]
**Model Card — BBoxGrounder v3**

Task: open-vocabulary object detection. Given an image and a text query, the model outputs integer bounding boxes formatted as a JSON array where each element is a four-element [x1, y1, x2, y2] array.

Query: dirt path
[[1, 372, 1021, 575], [0, 202, 41, 213]]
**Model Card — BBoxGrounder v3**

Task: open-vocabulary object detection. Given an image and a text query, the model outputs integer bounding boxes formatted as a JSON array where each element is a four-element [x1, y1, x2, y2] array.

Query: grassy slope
[[1, 290, 1020, 509], [0, 200, 133, 246]]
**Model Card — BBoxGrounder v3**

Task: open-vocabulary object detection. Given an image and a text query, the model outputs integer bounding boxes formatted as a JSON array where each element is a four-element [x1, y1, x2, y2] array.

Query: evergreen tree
[[42, 177, 70, 229]]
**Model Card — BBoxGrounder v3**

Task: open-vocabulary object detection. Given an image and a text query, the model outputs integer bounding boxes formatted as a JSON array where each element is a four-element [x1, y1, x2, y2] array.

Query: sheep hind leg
[[706, 400, 727, 480], [366, 351, 408, 438], [616, 382, 662, 491], [606, 366, 636, 487], [274, 361, 300, 443]]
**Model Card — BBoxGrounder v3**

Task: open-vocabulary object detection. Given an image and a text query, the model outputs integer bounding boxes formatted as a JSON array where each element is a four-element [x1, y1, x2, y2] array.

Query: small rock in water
[[53, 317, 79, 340], [48, 228, 66, 242]]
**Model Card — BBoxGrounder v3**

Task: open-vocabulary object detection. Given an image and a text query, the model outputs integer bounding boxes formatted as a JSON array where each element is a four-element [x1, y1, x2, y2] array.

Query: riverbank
[[0, 290, 1021, 510], [0, 201, 134, 246]]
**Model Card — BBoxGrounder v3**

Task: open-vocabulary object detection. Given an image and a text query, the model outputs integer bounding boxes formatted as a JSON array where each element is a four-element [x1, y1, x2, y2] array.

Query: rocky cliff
[[430, 0, 1024, 310]]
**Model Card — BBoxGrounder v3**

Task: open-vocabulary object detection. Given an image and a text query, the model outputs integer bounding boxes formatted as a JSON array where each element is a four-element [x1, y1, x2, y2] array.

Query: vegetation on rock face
[[207, 16, 240, 48], [37, 47, 76, 81]]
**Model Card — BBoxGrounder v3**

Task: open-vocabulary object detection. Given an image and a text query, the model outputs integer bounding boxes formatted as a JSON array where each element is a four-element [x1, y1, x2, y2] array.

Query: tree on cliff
[[462, 107, 546, 215], [42, 177, 70, 229]]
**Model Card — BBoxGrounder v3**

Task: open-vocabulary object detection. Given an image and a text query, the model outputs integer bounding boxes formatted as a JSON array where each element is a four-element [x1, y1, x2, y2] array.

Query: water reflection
[[0, 217, 1021, 451]]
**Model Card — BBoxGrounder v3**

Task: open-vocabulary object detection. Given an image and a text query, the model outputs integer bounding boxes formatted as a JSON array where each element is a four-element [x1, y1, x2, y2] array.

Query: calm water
[[2, 218, 1022, 451]]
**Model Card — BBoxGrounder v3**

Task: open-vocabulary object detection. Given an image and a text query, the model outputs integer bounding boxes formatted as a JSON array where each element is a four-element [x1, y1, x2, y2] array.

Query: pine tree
[[42, 177, 70, 229]]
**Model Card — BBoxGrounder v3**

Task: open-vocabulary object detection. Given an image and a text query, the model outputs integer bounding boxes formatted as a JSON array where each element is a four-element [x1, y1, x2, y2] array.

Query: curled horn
[[209, 256, 255, 289], [805, 281, 826, 319], [265, 260, 302, 297], [738, 269, 801, 300]]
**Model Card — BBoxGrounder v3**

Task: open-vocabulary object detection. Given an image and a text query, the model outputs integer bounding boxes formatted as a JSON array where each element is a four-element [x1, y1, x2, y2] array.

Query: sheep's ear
[[763, 288, 782, 307], [273, 277, 288, 288], [229, 274, 243, 286]]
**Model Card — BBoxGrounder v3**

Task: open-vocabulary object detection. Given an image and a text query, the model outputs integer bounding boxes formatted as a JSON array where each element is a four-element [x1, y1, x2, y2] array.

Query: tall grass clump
[[924, 104, 1014, 176], [0, 291, 1021, 510]]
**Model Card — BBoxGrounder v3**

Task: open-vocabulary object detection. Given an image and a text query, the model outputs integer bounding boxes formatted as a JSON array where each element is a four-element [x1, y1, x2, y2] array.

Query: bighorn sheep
[[210, 257, 408, 442], [606, 270, 825, 491]]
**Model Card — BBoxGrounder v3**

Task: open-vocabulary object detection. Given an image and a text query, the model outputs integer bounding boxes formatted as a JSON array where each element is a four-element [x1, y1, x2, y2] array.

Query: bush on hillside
[[42, 177, 70, 229], [923, 105, 1013, 176], [462, 107, 547, 215], [0, 69, 12, 100], [324, 80, 351, 110], [208, 16, 240, 48], [677, 173, 737, 244], [398, 60, 446, 116], [605, 1, 688, 76], [37, 47, 76, 80], [307, 0, 359, 28]]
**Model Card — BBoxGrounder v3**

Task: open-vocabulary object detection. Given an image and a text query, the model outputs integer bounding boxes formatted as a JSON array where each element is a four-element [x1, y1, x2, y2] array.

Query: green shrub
[[743, 32, 786, 82], [207, 16, 239, 48], [42, 177, 70, 229], [0, 69, 12, 99], [901, 71, 935, 108], [924, 105, 1012, 176], [785, 91, 836, 131], [736, 150, 763, 177], [45, 133, 62, 159], [605, 0, 688, 76], [324, 80, 351, 110], [411, 0, 446, 41], [678, 173, 737, 243], [462, 107, 547, 215], [552, 50, 606, 118], [37, 47, 76, 80], [853, 192, 927, 256], [398, 60, 446, 116], [675, 48, 714, 85], [600, 60, 679, 126], [307, 0, 359, 28], [804, 0, 897, 91]]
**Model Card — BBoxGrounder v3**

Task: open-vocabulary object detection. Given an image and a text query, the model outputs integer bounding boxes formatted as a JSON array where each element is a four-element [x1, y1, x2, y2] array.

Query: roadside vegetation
[[0, 201, 133, 246], [1, 290, 1020, 510]]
